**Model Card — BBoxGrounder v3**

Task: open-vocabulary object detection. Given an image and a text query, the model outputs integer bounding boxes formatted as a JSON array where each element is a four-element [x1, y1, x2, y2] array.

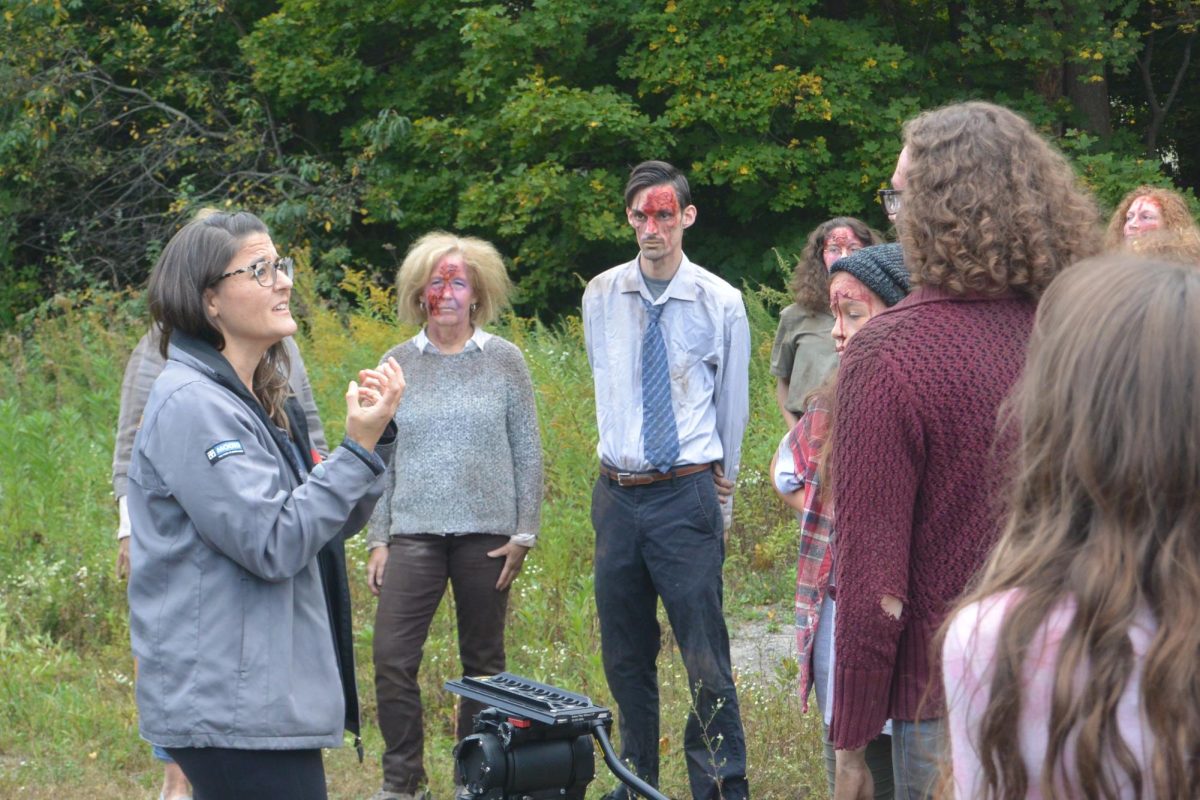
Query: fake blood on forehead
[[831, 287, 873, 306], [825, 228, 862, 249], [638, 187, 679, 219], [829, 272, 885, 326]]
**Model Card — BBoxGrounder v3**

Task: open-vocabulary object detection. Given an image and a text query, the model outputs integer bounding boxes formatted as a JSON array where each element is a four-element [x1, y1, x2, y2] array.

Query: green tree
[[0, 0, 356, 321], [2, 0, 1196, 323]]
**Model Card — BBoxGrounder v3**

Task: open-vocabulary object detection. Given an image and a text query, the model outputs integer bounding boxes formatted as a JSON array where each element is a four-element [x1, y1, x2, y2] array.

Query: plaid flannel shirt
[[787, 397, 833, 712]]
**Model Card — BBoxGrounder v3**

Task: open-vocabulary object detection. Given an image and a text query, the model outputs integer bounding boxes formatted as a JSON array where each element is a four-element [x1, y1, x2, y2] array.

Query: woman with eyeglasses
[[771, 217, 885, 428], [126, 210, 405, 800]]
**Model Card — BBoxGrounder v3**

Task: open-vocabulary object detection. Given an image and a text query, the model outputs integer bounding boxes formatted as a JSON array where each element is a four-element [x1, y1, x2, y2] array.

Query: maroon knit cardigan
[[829, 285, 1035, 750]]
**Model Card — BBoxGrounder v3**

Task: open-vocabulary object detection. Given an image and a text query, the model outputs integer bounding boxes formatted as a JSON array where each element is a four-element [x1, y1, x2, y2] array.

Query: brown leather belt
[[599, 462, 712, 487]]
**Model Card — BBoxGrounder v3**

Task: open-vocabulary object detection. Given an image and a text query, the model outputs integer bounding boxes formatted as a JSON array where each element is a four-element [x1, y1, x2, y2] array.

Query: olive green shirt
[[770, 303, 837, 414]]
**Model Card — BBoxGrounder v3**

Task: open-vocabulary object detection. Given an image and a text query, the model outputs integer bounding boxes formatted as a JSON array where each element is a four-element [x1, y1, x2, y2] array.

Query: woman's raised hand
[[344, 357, 405, 451]]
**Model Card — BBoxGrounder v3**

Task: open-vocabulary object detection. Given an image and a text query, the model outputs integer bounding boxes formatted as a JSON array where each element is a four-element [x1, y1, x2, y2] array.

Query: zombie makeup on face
[[829, 272, 887, 354], [1123, 196, 1164, 239], [630, 187, 681, 238], [627, 184, 695, 275], [822, 227, 867, 270], [423, 254, 474, 320]]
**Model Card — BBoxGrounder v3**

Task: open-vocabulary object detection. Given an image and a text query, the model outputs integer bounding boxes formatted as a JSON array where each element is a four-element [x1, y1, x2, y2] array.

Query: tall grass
[[0, 278, 825, 798]]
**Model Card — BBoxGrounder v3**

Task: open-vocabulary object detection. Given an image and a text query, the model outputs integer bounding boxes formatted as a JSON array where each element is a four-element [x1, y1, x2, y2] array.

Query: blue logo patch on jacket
[[206, 439, 245, 464]]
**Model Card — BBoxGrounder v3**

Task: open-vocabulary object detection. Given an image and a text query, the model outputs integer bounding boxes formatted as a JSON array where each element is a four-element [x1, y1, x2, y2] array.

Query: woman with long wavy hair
[[941, 254, 1200, 799]]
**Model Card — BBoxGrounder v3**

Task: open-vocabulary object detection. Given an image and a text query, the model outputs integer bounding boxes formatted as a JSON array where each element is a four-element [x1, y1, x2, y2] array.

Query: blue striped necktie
[[641, 297, 680, 472]]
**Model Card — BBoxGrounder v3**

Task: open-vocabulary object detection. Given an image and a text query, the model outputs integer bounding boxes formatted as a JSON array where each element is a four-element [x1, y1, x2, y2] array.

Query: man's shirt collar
[[617, 254, 700, 304]]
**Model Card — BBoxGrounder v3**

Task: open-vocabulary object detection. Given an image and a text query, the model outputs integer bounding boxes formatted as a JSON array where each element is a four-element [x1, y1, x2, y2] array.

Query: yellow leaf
[[324, 220, 332, 232]]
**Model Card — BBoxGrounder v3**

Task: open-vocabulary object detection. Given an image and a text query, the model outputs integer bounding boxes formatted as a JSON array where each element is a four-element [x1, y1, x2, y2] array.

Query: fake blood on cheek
[[425, 262, 465, 316], [425, 286, 443, 316]]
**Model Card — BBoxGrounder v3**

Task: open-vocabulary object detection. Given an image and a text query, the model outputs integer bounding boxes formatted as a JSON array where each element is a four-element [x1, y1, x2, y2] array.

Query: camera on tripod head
[[445, 673, 668, 800]]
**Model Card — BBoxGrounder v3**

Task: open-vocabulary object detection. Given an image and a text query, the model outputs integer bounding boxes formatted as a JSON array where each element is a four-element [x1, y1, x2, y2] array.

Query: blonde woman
[[365, 232, 542, 800]]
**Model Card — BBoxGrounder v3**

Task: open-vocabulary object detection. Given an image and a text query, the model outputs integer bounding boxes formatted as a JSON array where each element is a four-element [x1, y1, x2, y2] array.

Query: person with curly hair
[[1103, 184, 1198, 247], [827, 101, 1101, 800], [1103, 184, 1200, 263], [941, 254, 1200, 799], [771, 218, 884, 428]]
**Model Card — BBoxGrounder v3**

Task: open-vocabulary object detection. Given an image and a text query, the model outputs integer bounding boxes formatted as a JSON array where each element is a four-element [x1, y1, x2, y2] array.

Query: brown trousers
[[372, 533, 510, 793]]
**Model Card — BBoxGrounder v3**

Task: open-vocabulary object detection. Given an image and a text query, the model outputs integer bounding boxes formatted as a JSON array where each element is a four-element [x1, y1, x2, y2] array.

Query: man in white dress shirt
[[582, 160, 750, 800]]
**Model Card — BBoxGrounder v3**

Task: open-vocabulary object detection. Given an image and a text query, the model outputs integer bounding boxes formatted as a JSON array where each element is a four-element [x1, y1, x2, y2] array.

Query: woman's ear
[[204, 287, 220, 324]]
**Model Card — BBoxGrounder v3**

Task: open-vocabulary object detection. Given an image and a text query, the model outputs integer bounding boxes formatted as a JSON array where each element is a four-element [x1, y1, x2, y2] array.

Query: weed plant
[[0, 277, 825, 798]]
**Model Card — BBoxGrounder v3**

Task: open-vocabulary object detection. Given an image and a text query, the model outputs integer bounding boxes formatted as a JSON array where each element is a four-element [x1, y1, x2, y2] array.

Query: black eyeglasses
[[878, 189, 902, 216], [218, 256, 294, 288]]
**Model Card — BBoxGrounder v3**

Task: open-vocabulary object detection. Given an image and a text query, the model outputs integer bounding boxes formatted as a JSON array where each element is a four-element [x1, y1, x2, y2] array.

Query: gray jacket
[[127, 334, 389, 750], [112, 328, 328, 501]]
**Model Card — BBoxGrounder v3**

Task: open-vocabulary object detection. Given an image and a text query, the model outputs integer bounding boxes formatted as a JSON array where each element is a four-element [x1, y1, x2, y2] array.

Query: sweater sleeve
[[503, 344, 543, 540], [829, 342, 926, 750]]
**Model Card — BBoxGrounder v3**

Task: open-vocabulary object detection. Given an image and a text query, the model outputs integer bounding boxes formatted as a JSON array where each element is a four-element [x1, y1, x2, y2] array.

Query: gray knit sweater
[[365, 332, 543, 547]]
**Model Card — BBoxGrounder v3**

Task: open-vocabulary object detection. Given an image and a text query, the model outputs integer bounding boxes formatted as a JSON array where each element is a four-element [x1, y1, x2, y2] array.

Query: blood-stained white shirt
[[582, 254, 749, 521]]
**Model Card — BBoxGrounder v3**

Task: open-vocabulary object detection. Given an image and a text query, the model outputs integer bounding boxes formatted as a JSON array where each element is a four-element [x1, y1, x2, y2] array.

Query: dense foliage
[[2, 0, 1198, 324]]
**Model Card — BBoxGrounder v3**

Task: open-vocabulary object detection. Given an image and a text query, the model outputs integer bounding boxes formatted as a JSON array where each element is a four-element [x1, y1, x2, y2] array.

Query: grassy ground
[[0, 279, 827, 799]]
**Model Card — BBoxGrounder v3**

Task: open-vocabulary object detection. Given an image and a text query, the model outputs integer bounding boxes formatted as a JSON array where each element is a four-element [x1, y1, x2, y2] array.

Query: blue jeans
[[592, 470, 748, 800], [890, 718, 945, 800], [815, 598, 894, 799]]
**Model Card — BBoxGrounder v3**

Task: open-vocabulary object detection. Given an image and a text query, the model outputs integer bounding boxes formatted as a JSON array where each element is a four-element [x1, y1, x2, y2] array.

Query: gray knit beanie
[[828, 243, 909, 307]]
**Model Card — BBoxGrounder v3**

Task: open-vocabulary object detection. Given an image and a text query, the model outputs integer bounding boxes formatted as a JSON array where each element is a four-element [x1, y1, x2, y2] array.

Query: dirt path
[[728, 607, 794, 678]]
